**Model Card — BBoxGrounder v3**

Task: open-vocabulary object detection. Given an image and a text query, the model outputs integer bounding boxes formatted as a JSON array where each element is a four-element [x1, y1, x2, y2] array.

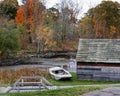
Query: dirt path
[[81, 87, 120, 96], [0, 84, 120, 93]]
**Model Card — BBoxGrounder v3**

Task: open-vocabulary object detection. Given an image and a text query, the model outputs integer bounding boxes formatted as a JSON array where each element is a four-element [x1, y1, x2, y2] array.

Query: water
[[0, 58, 76, 72]]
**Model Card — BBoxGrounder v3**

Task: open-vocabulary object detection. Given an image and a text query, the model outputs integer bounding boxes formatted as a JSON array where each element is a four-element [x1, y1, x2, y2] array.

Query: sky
[[17, 0, 120, 18], [45, 0, 120, 18]]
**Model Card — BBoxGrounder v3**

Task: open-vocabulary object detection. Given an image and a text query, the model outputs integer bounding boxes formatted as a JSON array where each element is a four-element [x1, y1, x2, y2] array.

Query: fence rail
[[7, 76, 56, 93]]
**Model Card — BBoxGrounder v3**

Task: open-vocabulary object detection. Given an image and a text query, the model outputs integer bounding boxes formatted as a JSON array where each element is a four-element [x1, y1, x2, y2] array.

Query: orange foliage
[[26, 0, 34, 27], [15, 0, 34, 30], [15, 6, 24, 25]]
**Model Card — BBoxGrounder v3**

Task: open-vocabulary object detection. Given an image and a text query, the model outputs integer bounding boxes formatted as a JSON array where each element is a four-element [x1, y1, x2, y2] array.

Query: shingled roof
[[76, 39, 120, 63]]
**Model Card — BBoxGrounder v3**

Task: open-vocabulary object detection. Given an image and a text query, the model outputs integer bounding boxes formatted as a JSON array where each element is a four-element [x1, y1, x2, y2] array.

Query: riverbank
[[0, 57, 76, 72], [0, 51, 76, 67]]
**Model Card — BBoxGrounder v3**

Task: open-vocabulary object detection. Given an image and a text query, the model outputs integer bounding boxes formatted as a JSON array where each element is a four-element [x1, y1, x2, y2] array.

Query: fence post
[[22, 79, 24, 87]]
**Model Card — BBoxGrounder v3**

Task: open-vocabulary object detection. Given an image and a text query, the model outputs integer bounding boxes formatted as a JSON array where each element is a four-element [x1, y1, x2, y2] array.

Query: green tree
[[0, 18, 20, 59]]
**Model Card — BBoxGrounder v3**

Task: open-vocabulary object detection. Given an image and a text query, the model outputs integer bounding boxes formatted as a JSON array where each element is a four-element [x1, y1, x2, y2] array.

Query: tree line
[[0, 0, 120, 59]]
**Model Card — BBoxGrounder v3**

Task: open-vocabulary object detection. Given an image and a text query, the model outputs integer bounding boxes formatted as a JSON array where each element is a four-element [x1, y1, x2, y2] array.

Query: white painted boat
[[49, 67, 72, 80]]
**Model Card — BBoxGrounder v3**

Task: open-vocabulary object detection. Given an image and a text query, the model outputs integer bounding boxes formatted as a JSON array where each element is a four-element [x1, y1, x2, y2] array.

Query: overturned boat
[[49, 67, 72, 80]]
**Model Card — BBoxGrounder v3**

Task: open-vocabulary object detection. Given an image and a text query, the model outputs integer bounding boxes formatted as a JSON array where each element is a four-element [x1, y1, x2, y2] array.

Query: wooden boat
[[49, 67, 72, 80]]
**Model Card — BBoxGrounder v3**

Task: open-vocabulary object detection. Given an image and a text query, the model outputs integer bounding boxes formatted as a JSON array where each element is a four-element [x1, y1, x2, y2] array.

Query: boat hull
[[49, 67, 72, 80]]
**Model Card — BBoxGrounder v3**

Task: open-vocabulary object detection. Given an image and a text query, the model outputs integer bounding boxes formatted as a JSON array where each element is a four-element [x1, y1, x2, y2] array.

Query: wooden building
[[76, 39, 120, 81]]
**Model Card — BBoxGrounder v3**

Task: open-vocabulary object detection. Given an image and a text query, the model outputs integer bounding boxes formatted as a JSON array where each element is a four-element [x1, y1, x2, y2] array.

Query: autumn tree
[[79, 16, 91, 38], [43, 7, 61, 49], [93, 1, 120, 38], [44, 7, 59, 26], [0, 0, 18, 19], [79, 1, 120, 39], [45, 0, 81, 50], [15, 6, 24, 26], [78, 8, 94, 38], [15, 0, 46, 53], [36, 25, 57, 52]]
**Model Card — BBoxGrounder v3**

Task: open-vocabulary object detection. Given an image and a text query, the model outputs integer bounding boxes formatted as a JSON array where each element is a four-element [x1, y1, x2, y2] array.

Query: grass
[[0, 86, 104, 96], [0, 69, 119, 96], [49, 72, 120, 86], [0, 69, 120, 86], [0, 68, 49, 85]]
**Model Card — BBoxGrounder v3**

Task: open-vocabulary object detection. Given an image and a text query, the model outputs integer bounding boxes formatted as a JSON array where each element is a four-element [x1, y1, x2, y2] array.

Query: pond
[[0, 57, 76, 72]]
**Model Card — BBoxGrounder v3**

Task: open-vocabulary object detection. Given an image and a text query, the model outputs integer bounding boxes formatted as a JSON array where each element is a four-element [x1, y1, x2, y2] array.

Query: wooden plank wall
[[77, 62, 120, 81]]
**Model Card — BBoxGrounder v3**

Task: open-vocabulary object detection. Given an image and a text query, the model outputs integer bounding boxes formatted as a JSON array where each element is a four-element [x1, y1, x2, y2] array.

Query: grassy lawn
[[0, 72, 120, 87], [49, 72, 120, 86], [0, 86, 104, 96], [0, 72, 119, 96]]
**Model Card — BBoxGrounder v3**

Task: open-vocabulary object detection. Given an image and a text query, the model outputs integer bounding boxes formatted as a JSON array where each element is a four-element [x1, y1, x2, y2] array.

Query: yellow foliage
[[110, 26, 116, 36], [36, 25, 57, 51]]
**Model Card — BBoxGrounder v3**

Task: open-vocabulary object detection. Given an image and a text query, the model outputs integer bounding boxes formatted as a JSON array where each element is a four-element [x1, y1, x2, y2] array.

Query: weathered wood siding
[[77, 62, 120, 81]]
